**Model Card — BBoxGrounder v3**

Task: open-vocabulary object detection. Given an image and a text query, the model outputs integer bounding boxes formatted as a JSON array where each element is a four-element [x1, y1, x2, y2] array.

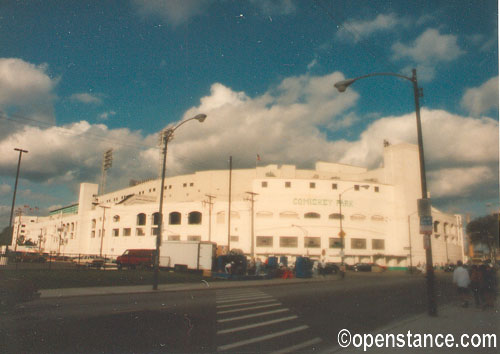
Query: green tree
[[466, 213, 499, 259], [0, 226, 13, 246]]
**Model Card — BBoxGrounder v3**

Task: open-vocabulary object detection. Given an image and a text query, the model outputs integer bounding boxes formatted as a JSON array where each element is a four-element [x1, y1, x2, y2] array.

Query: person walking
[[470, 265, 483, 308], [481, 261, 497, 309], [453, 260, 471, 308]]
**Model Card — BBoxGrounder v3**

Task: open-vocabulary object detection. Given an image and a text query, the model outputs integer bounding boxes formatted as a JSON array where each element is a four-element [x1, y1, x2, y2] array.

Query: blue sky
[[0, 0, 498, 225]]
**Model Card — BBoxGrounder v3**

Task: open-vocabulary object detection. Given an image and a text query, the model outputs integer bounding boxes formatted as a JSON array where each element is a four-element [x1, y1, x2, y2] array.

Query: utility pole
[[99, 205, 111, 257], [227, 156, 232, 253], [6, 148, 28, 255], [204, 194, 216, 242], [245, 192, 258, 259]]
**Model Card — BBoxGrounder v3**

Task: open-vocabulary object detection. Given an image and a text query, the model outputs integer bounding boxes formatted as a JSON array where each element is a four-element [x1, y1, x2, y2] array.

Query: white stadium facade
[[10, 143, 465, 269]]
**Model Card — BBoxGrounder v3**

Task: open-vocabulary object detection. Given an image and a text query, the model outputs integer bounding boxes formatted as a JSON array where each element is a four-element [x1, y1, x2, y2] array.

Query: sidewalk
[[326, 300, 499, 353], [39, 275, 333, 298]]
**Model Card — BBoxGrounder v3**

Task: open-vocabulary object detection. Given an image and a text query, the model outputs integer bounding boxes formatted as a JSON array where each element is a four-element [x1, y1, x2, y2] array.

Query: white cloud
[[428, 166, 495, 198], [70, 93, 102, 104], [461, 76, 499, 116], [132, 0, 210, 26], [0, 58, 55, 106], [337, 13, 403, 42], [392, 29, 464, 81], [98, 110, 116, 120]]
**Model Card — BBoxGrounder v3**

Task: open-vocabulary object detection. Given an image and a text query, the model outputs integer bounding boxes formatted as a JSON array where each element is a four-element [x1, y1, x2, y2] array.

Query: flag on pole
[[256, 154, 261, 161]]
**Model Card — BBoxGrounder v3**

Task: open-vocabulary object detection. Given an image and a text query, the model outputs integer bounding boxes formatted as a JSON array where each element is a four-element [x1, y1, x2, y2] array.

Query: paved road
[[2, 272, 457, 353]]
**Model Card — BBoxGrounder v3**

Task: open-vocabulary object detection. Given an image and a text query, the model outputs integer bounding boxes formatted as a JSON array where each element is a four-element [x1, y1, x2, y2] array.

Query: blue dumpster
[[295, 256, 312, 278]]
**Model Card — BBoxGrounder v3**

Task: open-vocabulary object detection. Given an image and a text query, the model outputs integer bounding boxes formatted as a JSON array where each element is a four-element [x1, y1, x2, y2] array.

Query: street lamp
[[338, 185, 369, 266], [334, 69, 437, 316], [153, 113, 207, 290]]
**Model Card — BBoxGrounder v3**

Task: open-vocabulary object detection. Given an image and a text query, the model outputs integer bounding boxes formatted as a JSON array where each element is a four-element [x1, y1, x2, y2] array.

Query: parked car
[[321, 262, 340, 274], [353, 263, 372, 272], [74, 255, 106, 268], [116, 249, 155, 270]]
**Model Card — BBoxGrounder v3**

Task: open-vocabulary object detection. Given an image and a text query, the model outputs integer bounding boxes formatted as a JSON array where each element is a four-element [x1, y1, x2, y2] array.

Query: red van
[[116, 249, 155, 270]]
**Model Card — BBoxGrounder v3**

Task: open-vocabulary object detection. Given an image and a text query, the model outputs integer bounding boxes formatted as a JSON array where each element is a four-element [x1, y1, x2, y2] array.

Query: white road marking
[[218, 302, 282, 314], [217, 325, 309, 351], [217, 315, 298, 334], [216, 294, 272, 303], [216, 292, 268, 301], [217, 308, 289, 323], [217, 298, 276, 309], [270, 337, 323, 354]]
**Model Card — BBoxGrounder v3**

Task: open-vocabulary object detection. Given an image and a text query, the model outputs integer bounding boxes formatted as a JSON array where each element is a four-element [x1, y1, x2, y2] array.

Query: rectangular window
[[189, 183, 194, 187], [112, 229, 119, 237], [168, 235, 180, 241], [304, 237, 321, 248], [256, 236, 273, 247], [136, 228, 145, 236], [188, 235, 201, 241], [280, 236, 298, 248], [123, 228, 131, 237], [285, 181, 291, 188], [354, 185, 360, 191], [230, 235, 239, 242], [351, 238, 366, 249], [183, 183, 187, 187], [91, 230, 95, 238], [261, 181, 268, 188], [151, 227, 159, 236], [374, 186, 379, 192], [372, 239, 385, 250], [329, 238, 343, 248], [332, 183, 337, 190], [309, 182, 316, 189]]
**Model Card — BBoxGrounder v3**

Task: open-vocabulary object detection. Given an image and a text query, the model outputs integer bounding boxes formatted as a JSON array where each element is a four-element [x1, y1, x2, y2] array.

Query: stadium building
[[10, 143, 465, 268]]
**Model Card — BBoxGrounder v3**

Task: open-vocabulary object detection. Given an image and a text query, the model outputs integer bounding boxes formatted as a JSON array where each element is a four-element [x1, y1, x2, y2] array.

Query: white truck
[[158, 241, 216, 270]]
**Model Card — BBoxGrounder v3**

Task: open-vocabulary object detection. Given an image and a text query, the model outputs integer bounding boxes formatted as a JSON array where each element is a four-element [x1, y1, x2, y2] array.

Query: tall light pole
[[99, 205, 111, 257], [153, 113, 207, 290], [6, 148, 28, 255], [334, 69, 437, 316], [245, 192, 258, 259], [338, 185, 369, 266]]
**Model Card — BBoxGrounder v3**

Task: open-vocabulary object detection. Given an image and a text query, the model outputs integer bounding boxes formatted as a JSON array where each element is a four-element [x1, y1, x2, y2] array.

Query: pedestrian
[[453, 260, 471, 308], [255, 258, 262, 275], [469, 265, 483, 308], [339, 263, 346, 279], [481, 261, 497, 309]]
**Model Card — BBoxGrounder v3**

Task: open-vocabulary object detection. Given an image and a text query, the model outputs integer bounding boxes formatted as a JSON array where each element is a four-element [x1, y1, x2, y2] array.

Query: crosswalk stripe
[[270, 337, 323, 354], [216, 292, 267, 301], [218, 302, 281, 314], [217, 298, 277, 309], [217, 308, 289, 323], [217, 325, 309, 351], [217, 315, 298, 334], [216, 294, 272, 303]]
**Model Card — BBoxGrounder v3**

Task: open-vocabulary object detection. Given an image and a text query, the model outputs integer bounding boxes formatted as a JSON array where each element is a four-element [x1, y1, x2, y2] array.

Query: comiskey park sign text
[[293, 198, 353, 207]]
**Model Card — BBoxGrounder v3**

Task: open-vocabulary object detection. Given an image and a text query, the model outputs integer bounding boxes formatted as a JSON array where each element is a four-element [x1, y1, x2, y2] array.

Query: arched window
[[113, 215, 120, 222], [152, 212, 160, 226], [256, 211, 273, 218], [433, 221, 440, 233], [169, 212, 181, 225], [443, 222, 448, 235], [188, 211, 202, 225], [329, 213, 344, 220], [91, 219, 96, 229], [350, 214, 366, 221], [137, 213, 146, 226], [304, 212, 321, 219], [216, 211, 225, 224], [371, 215, 385, 222], [280, 211, 299, 219]]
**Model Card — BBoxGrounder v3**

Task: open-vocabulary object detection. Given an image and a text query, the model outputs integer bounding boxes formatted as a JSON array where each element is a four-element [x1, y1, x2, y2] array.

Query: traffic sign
[[420, 215, 433, 235]]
